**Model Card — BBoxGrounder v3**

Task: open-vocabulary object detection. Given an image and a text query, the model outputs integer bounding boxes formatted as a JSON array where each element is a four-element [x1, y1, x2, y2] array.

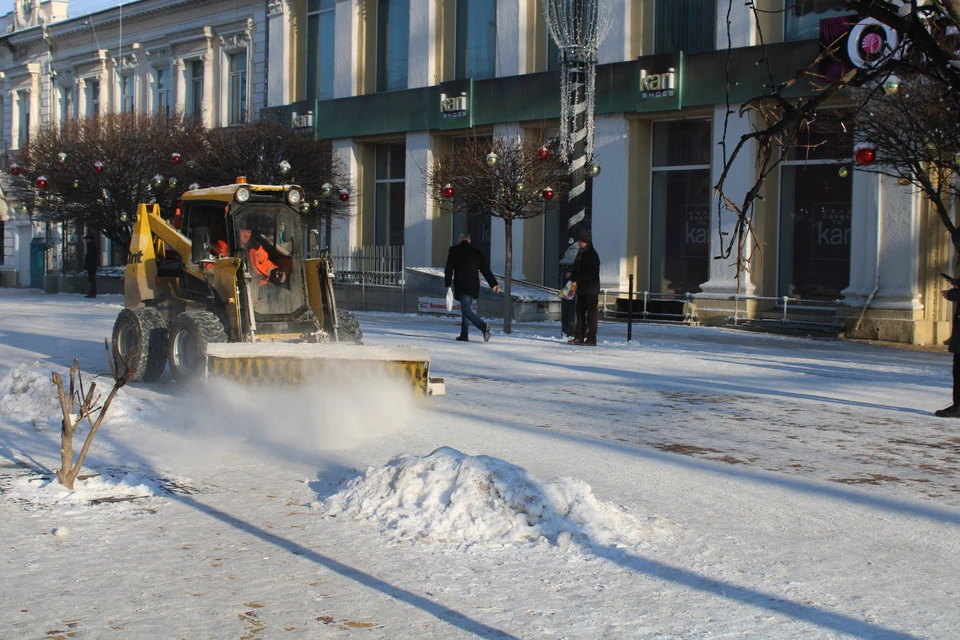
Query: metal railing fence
[[331, 245, 404, 288]]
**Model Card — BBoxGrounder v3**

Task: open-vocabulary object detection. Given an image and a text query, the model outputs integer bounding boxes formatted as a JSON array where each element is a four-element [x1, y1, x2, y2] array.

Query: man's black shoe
[[456, 335, 469, 342], [935, 404, 960, 418], [483, 324, 491, 342]]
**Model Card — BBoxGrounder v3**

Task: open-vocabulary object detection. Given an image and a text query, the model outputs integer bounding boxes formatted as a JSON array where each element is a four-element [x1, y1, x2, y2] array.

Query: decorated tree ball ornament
[[188, 182, 200, 191], [897, 175, 911, 186], [339, 188, 349, 202], [119, 211, 129, 222], [485, 151, 498, 167], [168, 176, 178, 188], [838, 166, 850, 178], [854, 143, 876, 166], [72, 179, 80, 189], [300, 202, 310, 213], [36, 175, 48, 190], [279, 160, 291, 176], [94, 161, 104, 173], [515, 181, 525, 193], [586, 162, 601, 179], [441, 183, 454, 199], [321, 182, 333, 198], [171, 152, 182, 166], [882, 75, 900, 95], [152, 173, 165, 188], [536, 146, 549, 160], [954, 152, 960, 166], [312, 199, 320, 209], [9, 164, 21, 177], [542, 186, 555, 200], [57, 151, 67, 164]]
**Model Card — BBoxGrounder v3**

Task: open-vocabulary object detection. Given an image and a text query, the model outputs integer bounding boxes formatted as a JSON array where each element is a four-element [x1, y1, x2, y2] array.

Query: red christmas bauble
[[855, 147, 876, 166], [36, 176, 48, 190], [171, 152, 182, 166], [536, 146, 549, 160], [442, 184, 454, 199], [339, 189, 349, 202], [9, 165, 20, 177], [542, 187, 554, 200], [94, 161, 104, 173]]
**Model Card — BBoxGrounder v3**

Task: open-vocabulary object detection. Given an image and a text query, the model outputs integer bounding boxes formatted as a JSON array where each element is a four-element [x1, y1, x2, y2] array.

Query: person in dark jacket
[[83, 234, 99, 298], [566, 230, 601, 346], [937, 228, 960, 417], [444, 232, 500, 341]]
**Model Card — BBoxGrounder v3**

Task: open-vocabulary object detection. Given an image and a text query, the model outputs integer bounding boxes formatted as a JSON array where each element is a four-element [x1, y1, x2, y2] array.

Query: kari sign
[[418, 297, 479, 315]]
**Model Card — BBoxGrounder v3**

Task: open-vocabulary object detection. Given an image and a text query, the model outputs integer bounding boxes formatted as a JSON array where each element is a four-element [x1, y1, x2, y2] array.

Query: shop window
[[374, 142, 406, 247], [779, 116, 852, 300], [17, 90, 30, 148], [191, 61, 204, 118], [455, 0, 496, 80], [546, 31, 560, 72], [785, 0, 853, 42], [228, 52, 247, 125], [654, 0, 715, 55], [649, 119, 712, 295], [377, 0, 410, 92], [307, 0, 336, 101]]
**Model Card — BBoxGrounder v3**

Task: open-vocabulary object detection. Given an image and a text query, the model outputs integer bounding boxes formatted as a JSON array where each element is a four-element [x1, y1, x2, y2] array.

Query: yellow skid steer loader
[[111, 179, 443, 395]]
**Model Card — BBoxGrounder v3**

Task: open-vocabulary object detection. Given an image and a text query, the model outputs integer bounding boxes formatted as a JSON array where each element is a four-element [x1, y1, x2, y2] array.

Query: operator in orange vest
[[239, 228, 286, 285]]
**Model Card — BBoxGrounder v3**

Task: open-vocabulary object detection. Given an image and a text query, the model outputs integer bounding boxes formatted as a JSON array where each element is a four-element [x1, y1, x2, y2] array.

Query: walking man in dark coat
[[444, 232, 500, 341], [566, 230, 601, 346], [83, 234, 99, 298], [937, 230, 960, 416]]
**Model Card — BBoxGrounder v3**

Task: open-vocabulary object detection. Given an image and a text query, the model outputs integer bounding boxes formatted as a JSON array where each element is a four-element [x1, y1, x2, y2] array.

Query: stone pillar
[[334, 0, 360, 99], [404, 130, 434, 267], [173, 59, 186, 114], [332, 138, 360, 252], [591, 114, 630, 290], [266, 0, 290, 106], [700, 103, 756, 297], [407, 0, 436, 88]]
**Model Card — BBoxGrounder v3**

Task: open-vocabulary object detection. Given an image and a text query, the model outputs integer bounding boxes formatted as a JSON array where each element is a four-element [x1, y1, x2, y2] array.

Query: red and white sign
[[419, 297, 478, 314]]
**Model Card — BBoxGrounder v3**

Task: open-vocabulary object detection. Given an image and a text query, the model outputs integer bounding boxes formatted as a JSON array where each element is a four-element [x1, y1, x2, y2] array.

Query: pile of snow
[[0, 362, 63, 430], [2, 470, 160, 507], [324, 447, 651, 552]]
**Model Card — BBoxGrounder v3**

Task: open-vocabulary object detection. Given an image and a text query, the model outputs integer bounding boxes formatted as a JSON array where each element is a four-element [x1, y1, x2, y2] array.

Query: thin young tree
[[425, 136, 569, 333]]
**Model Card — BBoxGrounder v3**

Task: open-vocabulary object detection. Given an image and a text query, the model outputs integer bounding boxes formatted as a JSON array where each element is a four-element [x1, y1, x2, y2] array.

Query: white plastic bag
[[445, 287, 455, 312]]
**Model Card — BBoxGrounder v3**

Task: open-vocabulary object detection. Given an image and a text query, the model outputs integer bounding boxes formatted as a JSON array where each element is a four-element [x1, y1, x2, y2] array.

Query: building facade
[[264, 0, 953, 345], [0, 0, 267, 286]]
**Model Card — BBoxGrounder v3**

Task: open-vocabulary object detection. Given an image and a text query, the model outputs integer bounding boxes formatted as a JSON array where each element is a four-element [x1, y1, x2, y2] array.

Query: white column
[[332, 138, 360, 252], [597, 0, 632, 65], [202, 46, 214, 128], [266, 0, 290, 106], [334, 0, 360, 98], [407, 0, 436, 88], [591, 114, 630, 289], [14, 216, 32, 286], [404, 131, 434, 266], [716, 0, 756, 49], [173, 59, 186, 114], [840, 172, 922, 310], [700, 103, 756, 296], [495, 0, 527, 77]]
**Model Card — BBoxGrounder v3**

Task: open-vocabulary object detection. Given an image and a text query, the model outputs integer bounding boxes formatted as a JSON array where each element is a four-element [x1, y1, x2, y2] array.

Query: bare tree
[[53, 346, 131, 490], [16, 113, 205, 250], [190, 119, 354, 240], [425, 136, 570, 333], [715, 1, 960, 280]]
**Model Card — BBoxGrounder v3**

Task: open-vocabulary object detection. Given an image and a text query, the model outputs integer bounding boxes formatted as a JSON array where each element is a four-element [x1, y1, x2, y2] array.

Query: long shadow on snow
[[429, 402, 960, 527], [510, 354, 935, 417]]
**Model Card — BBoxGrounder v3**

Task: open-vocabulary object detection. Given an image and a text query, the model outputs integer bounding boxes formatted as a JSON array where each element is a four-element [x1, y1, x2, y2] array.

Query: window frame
[[307, 0, 336, 101], [227, 51, 248, 126]]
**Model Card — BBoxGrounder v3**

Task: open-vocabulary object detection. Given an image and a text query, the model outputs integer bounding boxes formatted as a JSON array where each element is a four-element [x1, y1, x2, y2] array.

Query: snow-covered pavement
[[0, 287, 957, 639]]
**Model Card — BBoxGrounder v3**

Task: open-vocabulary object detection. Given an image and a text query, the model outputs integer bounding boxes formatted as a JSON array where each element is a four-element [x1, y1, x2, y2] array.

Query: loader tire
[[336, 309, 363, 344], [112, 307, 168, 382], [168, 311, 227, 382]]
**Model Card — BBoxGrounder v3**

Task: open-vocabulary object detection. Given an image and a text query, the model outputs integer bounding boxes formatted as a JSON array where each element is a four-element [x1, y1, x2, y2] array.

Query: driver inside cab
[[240, 228, 287, 285]]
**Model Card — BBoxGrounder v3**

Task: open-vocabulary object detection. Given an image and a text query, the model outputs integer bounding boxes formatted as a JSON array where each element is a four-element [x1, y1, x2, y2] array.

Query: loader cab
[[231, 205, 307, 321]]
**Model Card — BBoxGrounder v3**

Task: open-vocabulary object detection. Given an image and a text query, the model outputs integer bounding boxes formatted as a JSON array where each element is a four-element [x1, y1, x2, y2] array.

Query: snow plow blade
[[204, 343, 445, 395]]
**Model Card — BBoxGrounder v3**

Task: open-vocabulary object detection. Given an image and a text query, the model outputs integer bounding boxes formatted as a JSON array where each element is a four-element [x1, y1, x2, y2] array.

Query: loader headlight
[[235, 186, 251, 203], [286, 188, 304, 206]]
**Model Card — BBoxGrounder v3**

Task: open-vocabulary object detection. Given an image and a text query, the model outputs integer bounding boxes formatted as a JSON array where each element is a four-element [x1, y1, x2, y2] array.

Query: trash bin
[[29, 239, 46, 289]]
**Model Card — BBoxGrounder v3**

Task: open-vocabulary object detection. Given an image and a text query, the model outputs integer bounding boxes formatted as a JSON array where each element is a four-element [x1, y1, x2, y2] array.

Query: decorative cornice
[[219, 32, 249, 54], [267, 0, 285, 16]]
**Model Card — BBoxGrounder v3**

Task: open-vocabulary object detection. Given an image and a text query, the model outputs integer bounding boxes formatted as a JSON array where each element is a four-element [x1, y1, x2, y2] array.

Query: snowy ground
[[0, 287, 958, 639]]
